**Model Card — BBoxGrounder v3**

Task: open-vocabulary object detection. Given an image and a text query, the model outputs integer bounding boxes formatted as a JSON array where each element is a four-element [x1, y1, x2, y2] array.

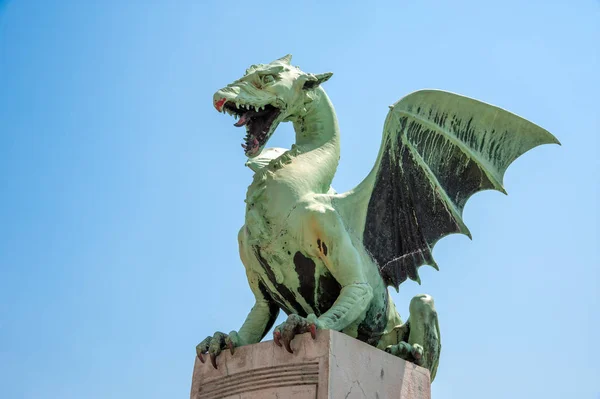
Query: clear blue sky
[[0, 1, 598, 398]]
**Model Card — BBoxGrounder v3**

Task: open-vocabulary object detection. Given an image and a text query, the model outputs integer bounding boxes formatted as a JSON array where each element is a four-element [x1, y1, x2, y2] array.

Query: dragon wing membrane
[[335, 90, 559, 290]]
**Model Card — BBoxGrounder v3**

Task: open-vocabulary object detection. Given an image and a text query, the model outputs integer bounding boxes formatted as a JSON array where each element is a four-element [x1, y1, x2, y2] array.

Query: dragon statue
[[196, 55, 559, 381]]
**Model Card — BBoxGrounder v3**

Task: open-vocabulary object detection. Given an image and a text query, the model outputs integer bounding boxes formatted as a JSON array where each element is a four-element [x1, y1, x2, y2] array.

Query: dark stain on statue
[[363, 142, 414, 286], [316, 270, 341, 316], [293, 251, 316, 311], [317, 238, 328, 256], [364, 115, 483, 287], [356, 289, 389, 346], [254, 247, 307, 317]]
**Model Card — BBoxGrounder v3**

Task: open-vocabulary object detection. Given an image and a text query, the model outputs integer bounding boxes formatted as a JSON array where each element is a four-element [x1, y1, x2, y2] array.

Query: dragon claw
[[197, 331, 237, 369], [385, 342, 424, 366], [309, 324, 316, 339], [196, 336, 212, 364], [273, 314, 319, 354], [411, 344, 424, 364], [283, 336, 294, 354]]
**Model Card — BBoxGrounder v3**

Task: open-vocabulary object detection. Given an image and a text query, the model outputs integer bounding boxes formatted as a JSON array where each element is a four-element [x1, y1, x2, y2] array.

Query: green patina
[[196, 55, 559, 381]]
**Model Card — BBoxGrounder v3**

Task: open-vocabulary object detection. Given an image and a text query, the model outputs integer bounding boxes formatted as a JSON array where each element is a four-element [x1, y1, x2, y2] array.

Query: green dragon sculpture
[[196, 55, 559, 381]]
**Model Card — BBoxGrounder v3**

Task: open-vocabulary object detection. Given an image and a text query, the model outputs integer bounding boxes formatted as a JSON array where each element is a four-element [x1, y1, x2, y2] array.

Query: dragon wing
[[333, 90, 559, 290]]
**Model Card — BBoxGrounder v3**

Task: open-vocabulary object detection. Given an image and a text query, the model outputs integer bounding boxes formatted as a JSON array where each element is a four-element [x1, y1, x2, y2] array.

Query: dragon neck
[[244, 88, 340, 238], [287, 87, 340, 192]]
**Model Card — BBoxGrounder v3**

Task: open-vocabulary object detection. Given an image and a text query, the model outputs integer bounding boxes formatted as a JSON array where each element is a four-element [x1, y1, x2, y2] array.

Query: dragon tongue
[[234, 111, 251, 127]]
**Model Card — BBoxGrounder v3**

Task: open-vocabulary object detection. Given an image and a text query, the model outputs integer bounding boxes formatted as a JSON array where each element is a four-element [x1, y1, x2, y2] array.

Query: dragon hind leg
[[385, 294, 441, 381]]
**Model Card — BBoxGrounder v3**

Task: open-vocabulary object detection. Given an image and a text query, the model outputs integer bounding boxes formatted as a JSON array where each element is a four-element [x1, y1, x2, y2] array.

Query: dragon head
[[213, 54, 333, 158]]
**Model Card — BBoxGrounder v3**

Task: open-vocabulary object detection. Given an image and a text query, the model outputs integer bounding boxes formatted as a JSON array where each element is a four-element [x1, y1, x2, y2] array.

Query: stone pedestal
[[190, 329, 431, 399]]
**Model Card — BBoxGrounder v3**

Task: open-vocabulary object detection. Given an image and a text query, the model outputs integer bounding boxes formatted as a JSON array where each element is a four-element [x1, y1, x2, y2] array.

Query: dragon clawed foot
[[385, 342, 424, 366], [273, 314, 318, 354], [196, 331, 239, 369]]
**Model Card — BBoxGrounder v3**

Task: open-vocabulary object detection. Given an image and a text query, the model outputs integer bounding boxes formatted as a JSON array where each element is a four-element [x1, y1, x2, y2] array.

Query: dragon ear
[[275, 54, 292, 65], [302, 72, 334, 90]]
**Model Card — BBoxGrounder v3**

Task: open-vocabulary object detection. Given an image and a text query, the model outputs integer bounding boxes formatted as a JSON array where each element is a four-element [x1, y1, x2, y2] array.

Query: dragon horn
[[275, 54, 292, 65]]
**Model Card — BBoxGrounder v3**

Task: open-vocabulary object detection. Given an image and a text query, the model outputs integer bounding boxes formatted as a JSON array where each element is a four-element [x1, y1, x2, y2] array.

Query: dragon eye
[[262, 75, 275, 84]]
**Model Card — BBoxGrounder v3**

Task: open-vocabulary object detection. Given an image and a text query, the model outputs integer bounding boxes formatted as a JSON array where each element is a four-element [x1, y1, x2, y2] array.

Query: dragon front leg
[[273, 207, 374, 352]]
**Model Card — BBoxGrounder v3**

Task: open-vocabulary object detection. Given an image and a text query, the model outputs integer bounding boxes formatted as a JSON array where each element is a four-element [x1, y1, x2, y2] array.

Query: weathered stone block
[[191, 329, 431, 399]]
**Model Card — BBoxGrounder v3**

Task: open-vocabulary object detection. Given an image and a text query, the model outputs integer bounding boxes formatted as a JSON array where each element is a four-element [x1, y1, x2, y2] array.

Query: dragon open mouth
[[220, 100, 281, 157]]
